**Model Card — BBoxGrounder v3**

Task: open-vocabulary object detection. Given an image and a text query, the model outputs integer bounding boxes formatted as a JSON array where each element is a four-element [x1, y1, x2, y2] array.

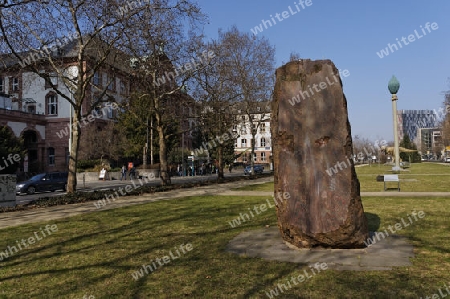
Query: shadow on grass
[[0, 196, 275, 297], [365, 212, 381, 232], [0, 196, 440, 298]]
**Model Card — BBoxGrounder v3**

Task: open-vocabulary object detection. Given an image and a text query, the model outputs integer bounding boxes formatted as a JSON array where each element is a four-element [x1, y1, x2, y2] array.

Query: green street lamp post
[[388, 75, 401, 172]]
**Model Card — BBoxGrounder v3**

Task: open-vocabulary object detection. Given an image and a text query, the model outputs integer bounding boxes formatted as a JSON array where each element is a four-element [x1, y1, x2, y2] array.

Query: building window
[[242, 115, 246, 121], [27, 104, 36, 114], [120, 80, 127, 95], [243, 154, 247, 163], [253, 153, 257, 162], [261, 138, 266, 147], [261, 152, 266, 161], [260, 122, 266, 133], [12, 77, 19, 91], [93, 72, 100, 86], [48, 147, 55, 166], [240, 127, 246, 134], [241, 139, 247, 147], [94, 104, 103, 116], [92, 95, 102, 115], [106, 102, 115, 119], [107, 75, 115, 91], [0, 77, 4, 92], [232, 125, 237, 132], [46, 93, 58, 115], [45, 73, 58, 89]]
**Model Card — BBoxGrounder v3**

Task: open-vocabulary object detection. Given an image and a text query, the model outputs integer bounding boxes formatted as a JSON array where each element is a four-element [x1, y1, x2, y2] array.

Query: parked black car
[[16, 172, 68, 195], [244, 165, 264, 175]]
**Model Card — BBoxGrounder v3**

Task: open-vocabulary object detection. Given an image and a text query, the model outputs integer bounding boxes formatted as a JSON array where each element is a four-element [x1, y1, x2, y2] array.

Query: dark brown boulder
[[271, 59, 368, 249]]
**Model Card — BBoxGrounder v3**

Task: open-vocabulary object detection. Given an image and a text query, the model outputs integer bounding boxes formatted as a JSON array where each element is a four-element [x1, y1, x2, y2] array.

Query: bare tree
[[0, 0, 44, 8], [193, 38, 241, 179], [79, 121, 125, 162], [352, 135, 376, 163], [217, 26, 275, 175], [118, 0, 207, 185], [0, 0, 143, 192], [442, 89, 450, 149], [0, 0, 207, 189], [289, 51, 301, 62]]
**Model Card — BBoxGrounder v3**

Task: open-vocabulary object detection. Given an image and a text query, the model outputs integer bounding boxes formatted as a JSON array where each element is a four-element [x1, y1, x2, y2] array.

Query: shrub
[[77, 159, 101, 170]]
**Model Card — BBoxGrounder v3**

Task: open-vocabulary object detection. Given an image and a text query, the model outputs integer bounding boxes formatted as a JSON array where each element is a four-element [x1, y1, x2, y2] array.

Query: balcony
[[0, 107, 46, 122]]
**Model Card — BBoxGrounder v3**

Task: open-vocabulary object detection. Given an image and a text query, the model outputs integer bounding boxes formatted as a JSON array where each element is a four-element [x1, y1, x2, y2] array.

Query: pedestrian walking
[[129, 166, 136, 180], [201, 162, 206, 176], [121, 165, 127, 181]]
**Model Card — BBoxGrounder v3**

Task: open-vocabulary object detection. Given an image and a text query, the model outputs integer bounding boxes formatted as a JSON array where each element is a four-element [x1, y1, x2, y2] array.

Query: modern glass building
[[397, 110, 438, 142]]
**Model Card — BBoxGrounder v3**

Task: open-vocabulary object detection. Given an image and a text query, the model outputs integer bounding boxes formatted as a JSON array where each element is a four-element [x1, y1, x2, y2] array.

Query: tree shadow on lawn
[[0, 201, 400, 298], [0, 198, 264, 296], [365, 212, 381, 232]]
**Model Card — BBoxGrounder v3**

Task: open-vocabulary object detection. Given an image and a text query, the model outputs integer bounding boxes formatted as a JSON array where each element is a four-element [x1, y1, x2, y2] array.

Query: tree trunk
[[67, 110, 80, 193], [250, 135, 255, 175], [217, 145, 224, 179], [157, 125, 171, 186]]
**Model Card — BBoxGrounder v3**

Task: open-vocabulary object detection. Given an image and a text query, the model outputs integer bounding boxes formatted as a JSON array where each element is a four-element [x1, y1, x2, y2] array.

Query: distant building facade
[[416, 127, 443, 157], [397, 109, 438, 144], [233, 103, 272, 165], [1, 42, 198, 174], [0, 41, 129, 173]]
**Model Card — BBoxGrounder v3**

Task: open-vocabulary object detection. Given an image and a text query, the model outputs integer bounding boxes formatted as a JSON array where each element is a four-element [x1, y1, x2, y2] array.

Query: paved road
[[15, 171, 249, 204]]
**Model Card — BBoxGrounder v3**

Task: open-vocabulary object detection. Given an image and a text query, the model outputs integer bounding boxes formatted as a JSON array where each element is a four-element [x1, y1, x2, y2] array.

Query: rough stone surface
[[0, 175, 16, 207], [271, 59, 369, 248]]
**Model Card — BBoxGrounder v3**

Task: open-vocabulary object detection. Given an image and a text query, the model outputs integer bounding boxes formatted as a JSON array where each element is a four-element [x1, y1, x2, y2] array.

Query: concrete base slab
[[226, 227, 414, 271]]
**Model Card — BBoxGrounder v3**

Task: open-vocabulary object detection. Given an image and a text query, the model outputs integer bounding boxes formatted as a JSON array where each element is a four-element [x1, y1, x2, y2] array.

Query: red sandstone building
[[1, 42, 195, 175], [0, 42, 130, 174]]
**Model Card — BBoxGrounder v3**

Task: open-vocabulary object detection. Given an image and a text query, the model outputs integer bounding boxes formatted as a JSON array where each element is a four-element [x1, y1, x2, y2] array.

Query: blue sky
[[195, 0, 450, 142]]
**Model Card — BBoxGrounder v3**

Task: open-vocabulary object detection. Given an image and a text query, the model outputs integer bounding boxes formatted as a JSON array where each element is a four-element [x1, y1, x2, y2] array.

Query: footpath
[[1, 176, 449, 229], [0, 177, 273, 229]]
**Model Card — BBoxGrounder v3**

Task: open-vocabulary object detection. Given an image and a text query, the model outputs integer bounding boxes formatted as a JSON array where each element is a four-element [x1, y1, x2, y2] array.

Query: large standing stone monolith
[[271, 59, 368, 249]]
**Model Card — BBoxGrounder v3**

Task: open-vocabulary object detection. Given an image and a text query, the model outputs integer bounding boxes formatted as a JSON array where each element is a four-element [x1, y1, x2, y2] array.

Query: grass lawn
[[358, 162, 450, 192], [233, 162, 450, 193], [0, 192, 449, 298]]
